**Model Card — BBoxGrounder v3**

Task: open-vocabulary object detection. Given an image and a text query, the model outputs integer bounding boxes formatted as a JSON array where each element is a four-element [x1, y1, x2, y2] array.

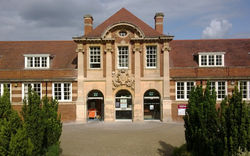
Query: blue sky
[[0, 0, 249, 40]]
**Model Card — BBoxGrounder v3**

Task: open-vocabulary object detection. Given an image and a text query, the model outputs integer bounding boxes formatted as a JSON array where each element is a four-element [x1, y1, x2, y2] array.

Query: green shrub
[[45, 142, 61, 156], [184, 82, 250, 156], [22, 89, 45, 155], [42, 97, 62, 150], [172, 144, 192, 156], [9, 127, 34, 156]]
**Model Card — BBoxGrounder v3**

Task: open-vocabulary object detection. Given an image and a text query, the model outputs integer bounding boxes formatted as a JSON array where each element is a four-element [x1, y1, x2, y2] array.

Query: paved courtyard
[[60, 121, 185, 156]]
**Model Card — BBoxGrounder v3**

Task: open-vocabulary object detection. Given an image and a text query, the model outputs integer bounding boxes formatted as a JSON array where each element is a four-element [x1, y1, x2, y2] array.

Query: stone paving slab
[[60, 121, 185, 156]]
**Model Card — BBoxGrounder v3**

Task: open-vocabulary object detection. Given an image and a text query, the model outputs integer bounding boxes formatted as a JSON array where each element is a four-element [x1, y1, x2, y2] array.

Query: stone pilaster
[[76, 43, 87, 123], [133, 43, 143, 122], [104, 43, 115, 122], [162, 42, 172, 122]]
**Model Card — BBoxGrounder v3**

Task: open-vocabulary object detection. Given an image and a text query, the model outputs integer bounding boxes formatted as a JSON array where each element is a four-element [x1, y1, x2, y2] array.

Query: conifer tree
[[9, 127, 34, 156], [219, 86, 250, 155], [0, 85, 22, 155], [42, 97, 62, 151], [21, 88, 45, 156], [184, 82, 221, 156]]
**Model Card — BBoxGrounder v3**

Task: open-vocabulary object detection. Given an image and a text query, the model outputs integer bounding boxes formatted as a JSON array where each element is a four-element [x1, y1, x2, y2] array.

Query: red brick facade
[[0, 8, 249, 122]]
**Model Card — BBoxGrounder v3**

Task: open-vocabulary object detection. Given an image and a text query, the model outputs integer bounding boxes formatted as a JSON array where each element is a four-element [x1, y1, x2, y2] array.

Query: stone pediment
[[112, 69, 135, 90]]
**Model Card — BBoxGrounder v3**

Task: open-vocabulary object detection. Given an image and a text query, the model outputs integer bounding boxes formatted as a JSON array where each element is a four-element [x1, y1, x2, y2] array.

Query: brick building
[[0, 8, 249, 122]]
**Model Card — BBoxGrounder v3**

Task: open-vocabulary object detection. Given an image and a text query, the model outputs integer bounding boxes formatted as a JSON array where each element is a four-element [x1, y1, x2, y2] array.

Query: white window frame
[[210, 81, 227, 100], [0, 83, 11, 101], [89, 47, 101, 69], [22, 83, 42, 100], [198, 52, 225, 67], [239, 81, 250, 100], [176, 81, 196, 101], [117, 46, 129, 69], [24, 54, 50, 69], [52, 82, 72, 102], [146, 46, 157, 68]]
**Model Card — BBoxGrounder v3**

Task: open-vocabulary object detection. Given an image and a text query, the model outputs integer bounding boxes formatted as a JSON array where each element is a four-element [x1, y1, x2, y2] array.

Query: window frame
[[22, 83, 42, 100], [176, 81, 196, 101], [52, 82, 72, 102], [239, 81, 250, 100], [117, 46, 129, 69], [0, 83, 11, 101], [210, 81, 227, 100], [198, 52, 225, 67], [89, 46, 101, 69], [146, 46, 157, 68], [24, 54, 50, 69]]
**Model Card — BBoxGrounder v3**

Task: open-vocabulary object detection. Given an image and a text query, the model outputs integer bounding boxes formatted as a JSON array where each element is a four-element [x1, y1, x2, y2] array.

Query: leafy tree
[[21, 88, 45, 156]]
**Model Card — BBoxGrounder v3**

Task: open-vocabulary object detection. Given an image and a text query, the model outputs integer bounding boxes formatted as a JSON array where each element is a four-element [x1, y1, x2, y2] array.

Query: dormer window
[[198, 52, 225, 67], [24, 54, 50, 69]]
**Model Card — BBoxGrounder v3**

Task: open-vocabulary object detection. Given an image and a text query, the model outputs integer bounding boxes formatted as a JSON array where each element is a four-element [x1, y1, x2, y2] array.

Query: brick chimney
[[154, 12, 164, 34], [84, 14, 93, 35]]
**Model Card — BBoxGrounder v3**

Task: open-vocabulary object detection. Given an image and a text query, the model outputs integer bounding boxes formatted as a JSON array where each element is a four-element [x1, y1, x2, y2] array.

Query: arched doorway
[[115, 90, 132, 120], [87, 90, 104, 121], [144, 89, 161, 120]]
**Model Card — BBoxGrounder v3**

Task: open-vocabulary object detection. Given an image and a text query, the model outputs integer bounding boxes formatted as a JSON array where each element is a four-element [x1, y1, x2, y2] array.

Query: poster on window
[[178, 104, 187, 116], [120, 99, 127, 108], [150, 105, 154, 110]]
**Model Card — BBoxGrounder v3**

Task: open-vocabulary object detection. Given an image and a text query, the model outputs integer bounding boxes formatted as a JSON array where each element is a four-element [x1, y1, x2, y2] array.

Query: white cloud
[[202, 19, 232, 39]]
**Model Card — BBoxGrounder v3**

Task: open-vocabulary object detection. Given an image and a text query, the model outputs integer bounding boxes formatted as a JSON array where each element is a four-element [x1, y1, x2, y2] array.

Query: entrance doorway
[[115, 90, 132, 120], [87, 90, 104, 121], [144, 90, 160, 120]]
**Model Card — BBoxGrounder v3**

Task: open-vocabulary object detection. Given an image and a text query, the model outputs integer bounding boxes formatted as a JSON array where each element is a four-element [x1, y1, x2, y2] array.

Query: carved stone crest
[[112, 70, 135, 90]]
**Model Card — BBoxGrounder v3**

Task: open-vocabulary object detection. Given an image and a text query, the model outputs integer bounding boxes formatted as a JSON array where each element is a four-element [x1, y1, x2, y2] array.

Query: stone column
[[133, 43, 143, 122], [104, 43, 115, 122], [76, 43, 87, 123], [162, 42, 172, 122]]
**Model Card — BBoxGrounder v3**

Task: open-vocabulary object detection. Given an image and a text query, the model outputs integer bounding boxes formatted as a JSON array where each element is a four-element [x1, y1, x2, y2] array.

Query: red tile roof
[[169, 39, 250, 68], [85, 8, 163, 38], [0, 39, 249, 71], [0, 41, 77, 70]]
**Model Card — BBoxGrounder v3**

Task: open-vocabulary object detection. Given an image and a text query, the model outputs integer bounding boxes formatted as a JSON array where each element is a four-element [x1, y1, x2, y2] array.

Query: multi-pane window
[[146, 46, 157, 68], [239, 81, 250, 100], [22, 83, 42, 99], [208, 55, 214, 65], [201, 55, 207, 65], [89, 47, 101, 68], [0, 83, 11, 97], [24, 55, 50, 68], [52, 82, 72, 101], [199, 53, 224, 67], [176, 82, 195, 100], [118, 46, 129, 68], [216, 55, 222, 65], [210, 81, 227, 100]]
